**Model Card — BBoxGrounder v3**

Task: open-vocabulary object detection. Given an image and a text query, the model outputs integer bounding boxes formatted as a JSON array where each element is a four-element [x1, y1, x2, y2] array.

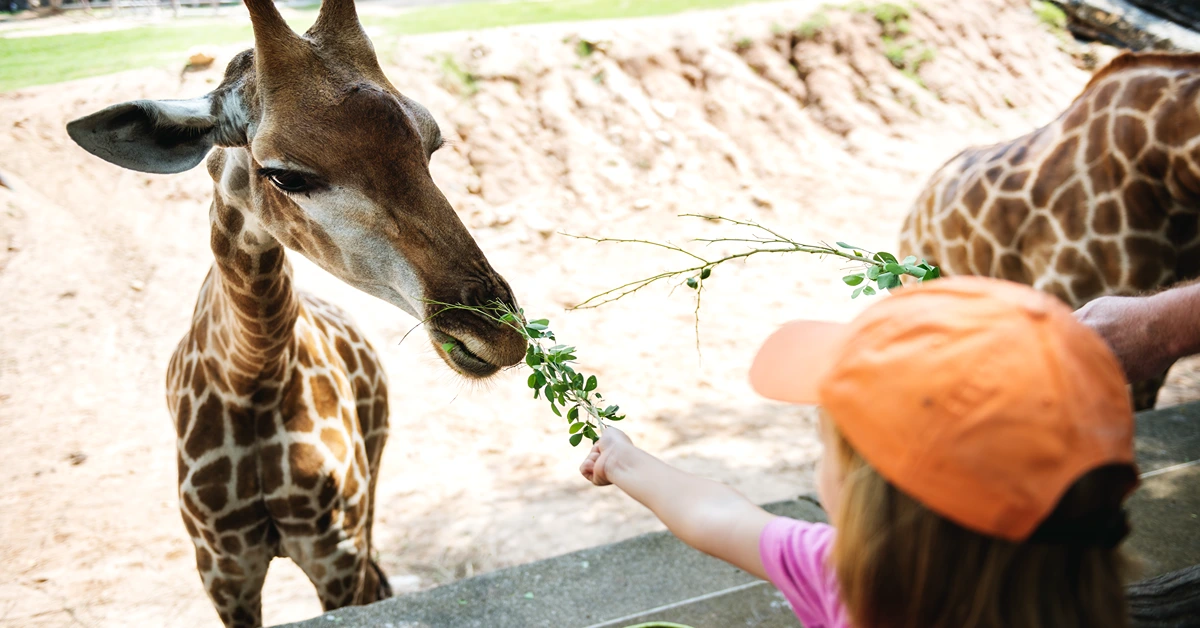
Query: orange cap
[[750, 277, 1136, 542]]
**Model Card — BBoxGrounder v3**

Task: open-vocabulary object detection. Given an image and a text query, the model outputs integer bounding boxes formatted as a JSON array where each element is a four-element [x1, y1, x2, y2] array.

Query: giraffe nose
[[459, 273, 518, 312]]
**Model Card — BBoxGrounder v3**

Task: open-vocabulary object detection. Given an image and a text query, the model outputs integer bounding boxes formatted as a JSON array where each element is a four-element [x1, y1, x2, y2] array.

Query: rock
[[130, 280, 145, 292], [1057, 0, 1200, 51], [750, 190, 774, 209], [632, 198, 652, 211], [183, 48, 217, 73]]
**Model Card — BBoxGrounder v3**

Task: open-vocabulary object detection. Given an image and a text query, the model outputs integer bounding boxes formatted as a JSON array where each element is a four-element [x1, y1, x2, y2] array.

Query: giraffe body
[[900, 52, 1200, 409], [65, 1, 526, 625]]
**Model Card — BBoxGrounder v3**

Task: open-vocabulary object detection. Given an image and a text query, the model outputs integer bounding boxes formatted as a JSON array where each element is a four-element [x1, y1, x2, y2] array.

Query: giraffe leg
[[1131, 372, 1169, 412], [287, 528, 388, 610], [190, 534, 272, 628]]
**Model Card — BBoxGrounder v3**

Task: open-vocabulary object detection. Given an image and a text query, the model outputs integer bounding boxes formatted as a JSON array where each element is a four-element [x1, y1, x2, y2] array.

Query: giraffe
[[64, 0, 527, 625], [899, 51, 1200, 411]]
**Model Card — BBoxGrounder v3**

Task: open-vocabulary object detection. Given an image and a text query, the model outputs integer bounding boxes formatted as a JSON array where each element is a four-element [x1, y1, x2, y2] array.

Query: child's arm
[[580, 428, 776, 580]]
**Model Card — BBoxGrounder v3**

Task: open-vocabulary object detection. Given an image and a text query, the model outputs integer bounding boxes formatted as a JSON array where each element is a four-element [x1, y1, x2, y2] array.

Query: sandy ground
[[2, 1, 1196, 626]]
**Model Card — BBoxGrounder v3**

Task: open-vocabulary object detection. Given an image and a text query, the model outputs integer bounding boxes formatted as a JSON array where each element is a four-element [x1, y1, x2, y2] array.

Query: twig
[[565, 214, 940, 345]]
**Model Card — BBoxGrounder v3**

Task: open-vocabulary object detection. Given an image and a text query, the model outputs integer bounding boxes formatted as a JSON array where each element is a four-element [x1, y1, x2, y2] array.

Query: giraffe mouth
[[430, 330, 500, 378]]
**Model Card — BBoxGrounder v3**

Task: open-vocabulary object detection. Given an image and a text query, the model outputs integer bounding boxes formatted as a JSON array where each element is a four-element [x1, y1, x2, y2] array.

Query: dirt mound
[[0, 1, 1164, 626]]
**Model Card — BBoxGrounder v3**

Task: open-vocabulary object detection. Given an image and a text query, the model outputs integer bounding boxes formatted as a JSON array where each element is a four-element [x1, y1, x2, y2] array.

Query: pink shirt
[[758, 517, 851, 628]]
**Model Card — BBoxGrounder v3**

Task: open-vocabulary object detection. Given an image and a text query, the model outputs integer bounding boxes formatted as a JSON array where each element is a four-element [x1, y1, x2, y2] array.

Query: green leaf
[[700, 267, 712, 280], [570, 433, 584, 447], [902, 255, 917, 265], [534, 371, 547, 388], [602, 405, 619, 416], [843, 274, 865, 286], [584, 426, 598, 442], [863, 286, 877, 296], [570, 422, 584, 434], [551, 403, 562, 417], [836, 241, 862, 250], [867, 265, 882, 280], [874, 251, 899, 264], [905, 265, 927, 279], [527, 373, 539, 389], [925, 265, 941, 280], [852, 286, 864, 299], [884, 262, 904, 275], [609, 414, 625, 421], [876, 272, 895, 288], [529, 319, 550, 327], [441, 342, 457, 353], [585, 375, 598, 392], [568, 406, 580, 421], [686, 277, 699, 289]]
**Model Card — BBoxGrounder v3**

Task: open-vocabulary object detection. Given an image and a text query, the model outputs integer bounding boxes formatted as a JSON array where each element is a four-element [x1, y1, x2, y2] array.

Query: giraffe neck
[[194, 147, 300, 396]]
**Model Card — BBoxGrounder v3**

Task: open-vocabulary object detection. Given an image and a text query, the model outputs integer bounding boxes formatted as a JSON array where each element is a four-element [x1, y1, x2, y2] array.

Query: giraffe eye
[[261, 169, 312, 193]]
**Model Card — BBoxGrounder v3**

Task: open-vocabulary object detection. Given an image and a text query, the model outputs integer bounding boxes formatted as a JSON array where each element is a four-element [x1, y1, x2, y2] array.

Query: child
[[581, 276, 1138, 628]]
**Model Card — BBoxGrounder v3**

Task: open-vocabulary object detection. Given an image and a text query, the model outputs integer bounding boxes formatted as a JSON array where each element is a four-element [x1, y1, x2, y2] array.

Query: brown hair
[[828, 424, 1137, 628]]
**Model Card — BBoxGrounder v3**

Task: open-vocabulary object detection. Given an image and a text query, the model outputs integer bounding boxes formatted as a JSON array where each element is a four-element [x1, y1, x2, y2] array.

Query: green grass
[[367, 0, 777, 35], [1029, 0, 1067, 30], [0, 23, 254, 91], [0, 0, 781, 92]]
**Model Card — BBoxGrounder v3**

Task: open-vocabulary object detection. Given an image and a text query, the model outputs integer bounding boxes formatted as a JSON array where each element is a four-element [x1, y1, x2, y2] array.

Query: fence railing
[[20, 0, 244, 13]]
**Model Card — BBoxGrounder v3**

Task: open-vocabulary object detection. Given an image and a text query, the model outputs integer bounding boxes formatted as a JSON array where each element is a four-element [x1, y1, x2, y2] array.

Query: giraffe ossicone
[[900, 51, 1200, 411], [66, 0, 526, 625]]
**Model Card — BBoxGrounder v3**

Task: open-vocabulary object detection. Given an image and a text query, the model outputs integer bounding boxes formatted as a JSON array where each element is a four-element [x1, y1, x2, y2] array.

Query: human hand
[[1075, 295, 1167, 382], [580, 427, 634, 486]]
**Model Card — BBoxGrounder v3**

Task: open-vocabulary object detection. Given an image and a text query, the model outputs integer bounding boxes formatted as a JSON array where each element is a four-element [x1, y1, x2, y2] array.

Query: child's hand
[[580, 427, 633, 486]]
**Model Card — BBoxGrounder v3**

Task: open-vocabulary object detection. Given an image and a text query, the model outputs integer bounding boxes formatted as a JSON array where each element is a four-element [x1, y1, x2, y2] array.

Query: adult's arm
[[1075, 280, 1200, 382]]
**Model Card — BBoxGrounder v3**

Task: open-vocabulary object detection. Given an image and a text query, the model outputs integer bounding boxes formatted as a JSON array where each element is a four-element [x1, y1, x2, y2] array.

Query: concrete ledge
[[277, 402, 1200, 628], [278, 499, 822, 628]]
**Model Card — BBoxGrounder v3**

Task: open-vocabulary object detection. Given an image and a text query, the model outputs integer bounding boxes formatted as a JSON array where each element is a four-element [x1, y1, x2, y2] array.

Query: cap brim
[[749, 320, 852, 405]]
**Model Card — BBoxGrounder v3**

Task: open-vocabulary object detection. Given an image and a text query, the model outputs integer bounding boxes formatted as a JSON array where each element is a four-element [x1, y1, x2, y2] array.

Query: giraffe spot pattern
[[1050, 181, 1088, 240], [1113, 115, 1147, 160], [172, 173, 394, 624], [1124, 180, 1169, 231], [1031, 136, 1079, 208]]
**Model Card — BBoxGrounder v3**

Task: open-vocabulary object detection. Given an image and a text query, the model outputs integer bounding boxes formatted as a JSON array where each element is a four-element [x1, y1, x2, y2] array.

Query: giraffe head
[[66, 0, 525, 378]]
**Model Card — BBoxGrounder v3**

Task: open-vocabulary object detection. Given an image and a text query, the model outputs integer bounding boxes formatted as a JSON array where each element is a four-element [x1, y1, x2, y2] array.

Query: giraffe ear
[[66, 97, 219, 174]]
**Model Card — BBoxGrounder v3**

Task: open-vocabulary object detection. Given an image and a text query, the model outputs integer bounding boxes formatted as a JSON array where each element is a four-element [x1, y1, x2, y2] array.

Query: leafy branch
[[429, 301, 623, 447], [421, 215, 939, 448], [567, 214, 939, 308]]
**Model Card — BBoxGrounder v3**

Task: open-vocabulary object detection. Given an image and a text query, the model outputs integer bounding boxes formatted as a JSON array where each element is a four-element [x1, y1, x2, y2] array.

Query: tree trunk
[[1126, 0, 1200, 33], [1054, 0, 1200, 51], [1127, 565, 1200, 628]]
